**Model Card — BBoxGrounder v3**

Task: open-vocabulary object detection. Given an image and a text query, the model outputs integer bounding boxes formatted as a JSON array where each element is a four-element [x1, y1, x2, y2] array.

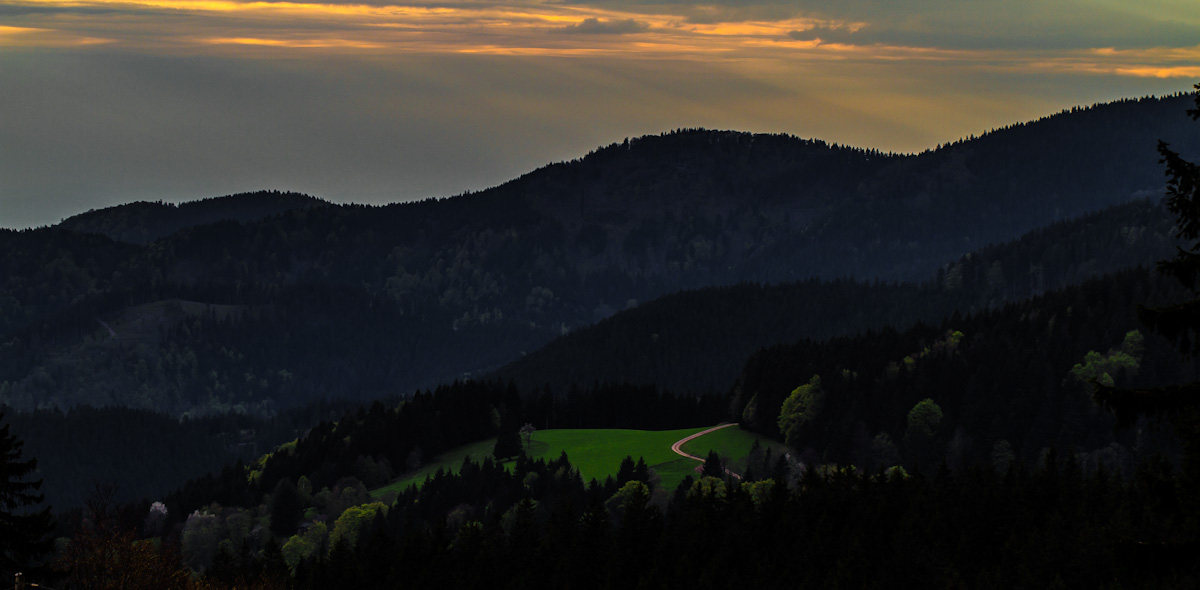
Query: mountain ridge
[[57, 190, 328, 244], [1, 93, 1195, 415]]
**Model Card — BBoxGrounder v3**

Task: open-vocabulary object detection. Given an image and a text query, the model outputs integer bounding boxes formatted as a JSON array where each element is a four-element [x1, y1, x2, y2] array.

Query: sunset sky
[[2, 0, 1198, 228]]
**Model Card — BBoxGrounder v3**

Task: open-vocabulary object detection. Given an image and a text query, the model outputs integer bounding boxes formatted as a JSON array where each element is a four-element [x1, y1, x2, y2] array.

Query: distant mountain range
[[0, 93, 1195, 416]]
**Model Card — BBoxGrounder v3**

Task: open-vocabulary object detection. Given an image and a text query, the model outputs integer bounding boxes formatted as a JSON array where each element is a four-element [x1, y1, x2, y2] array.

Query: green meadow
[[370, 425, 780, 499], [525, 428, 704, 491]]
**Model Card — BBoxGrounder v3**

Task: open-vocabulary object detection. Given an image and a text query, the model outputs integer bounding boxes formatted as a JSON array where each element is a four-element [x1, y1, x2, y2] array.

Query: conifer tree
[[0, 413, 53, 578], [701, 451, 724, 478], [493, 426, 523, 461], [1094, 84, 1200, 548], [1095, 84, 1200, 423], [616, 456, 637, 486], [1094, 86, 1200, 421]]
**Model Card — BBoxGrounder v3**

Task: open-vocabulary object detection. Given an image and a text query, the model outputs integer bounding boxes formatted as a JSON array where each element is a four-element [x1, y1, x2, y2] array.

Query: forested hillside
[[52, 267, 1194, 589], [2, 96, 1194, 417], [732, 267, 1191, 474], [9, 88, 1200, 590], [162, 266, 1190, 519], [495, 198, 1177, 394], [2, 398, 368, 509]]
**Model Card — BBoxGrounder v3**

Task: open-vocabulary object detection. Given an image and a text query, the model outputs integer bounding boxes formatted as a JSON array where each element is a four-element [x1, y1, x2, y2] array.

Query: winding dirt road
[[671, 423, 742, 479]]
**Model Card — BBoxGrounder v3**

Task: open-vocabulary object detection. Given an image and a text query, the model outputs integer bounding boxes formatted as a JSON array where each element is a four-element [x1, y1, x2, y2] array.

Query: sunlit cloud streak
[[0, 22, 113, 45], [0, 0, 1193, 75]]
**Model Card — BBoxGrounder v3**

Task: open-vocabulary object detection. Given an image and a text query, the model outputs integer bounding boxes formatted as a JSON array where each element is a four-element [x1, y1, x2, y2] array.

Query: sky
[[1, 0, 1198, 229]]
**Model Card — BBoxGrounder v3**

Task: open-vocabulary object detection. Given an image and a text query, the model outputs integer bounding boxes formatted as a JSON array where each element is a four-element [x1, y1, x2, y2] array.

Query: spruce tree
[[0, 412, 53, 578], [1094, 84, 1200, 553], [493, 427, 522, 461], [1096, 84, 1200, 422], [616, 456, 637, 485], [701, 451, 725, 478]]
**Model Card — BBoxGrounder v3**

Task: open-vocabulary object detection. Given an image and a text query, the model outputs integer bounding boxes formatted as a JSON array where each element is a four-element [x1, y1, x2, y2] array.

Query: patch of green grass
[[680, 426, 788, 475], [526, 428, 709, 491], [368, 426, 782, 499], [370, 427, 717, 498]]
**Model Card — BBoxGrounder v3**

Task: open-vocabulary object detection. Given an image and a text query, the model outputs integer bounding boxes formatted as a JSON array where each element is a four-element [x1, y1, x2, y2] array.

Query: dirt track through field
[[670, 423, 742, 480]]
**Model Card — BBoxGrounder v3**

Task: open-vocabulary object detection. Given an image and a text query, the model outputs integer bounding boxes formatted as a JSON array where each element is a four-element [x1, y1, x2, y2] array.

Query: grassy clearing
[[526, 428, 708, 491], [370, 426, 715, 498], [367, 426, 784, 499], [680, 426, 789, 474]]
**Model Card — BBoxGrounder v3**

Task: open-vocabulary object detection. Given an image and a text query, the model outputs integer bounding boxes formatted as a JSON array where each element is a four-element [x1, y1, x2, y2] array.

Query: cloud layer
[[3, 0, 1197, 67]]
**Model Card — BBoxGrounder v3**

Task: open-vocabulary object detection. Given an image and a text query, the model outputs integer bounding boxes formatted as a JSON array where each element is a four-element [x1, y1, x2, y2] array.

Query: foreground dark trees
[[91, 453, 1200, 589], [0, 412, 53, 580]]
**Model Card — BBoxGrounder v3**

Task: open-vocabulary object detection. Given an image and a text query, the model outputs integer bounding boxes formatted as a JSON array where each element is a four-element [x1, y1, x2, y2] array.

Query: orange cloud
[[0, 0, 1195, 82], [204, 36, 387, 48], [0, 23, 112, 46]]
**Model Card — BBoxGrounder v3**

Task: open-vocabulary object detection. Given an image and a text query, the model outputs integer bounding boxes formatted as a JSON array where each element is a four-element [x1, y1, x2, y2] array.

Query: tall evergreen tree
[[1096, 84, 1200, 422], [616, 456, 637, 486], [0, 412, 53, 578], [1094, 83, 1200, 556], [493, 427, 523, 461], [701, 451, 725, 479]]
